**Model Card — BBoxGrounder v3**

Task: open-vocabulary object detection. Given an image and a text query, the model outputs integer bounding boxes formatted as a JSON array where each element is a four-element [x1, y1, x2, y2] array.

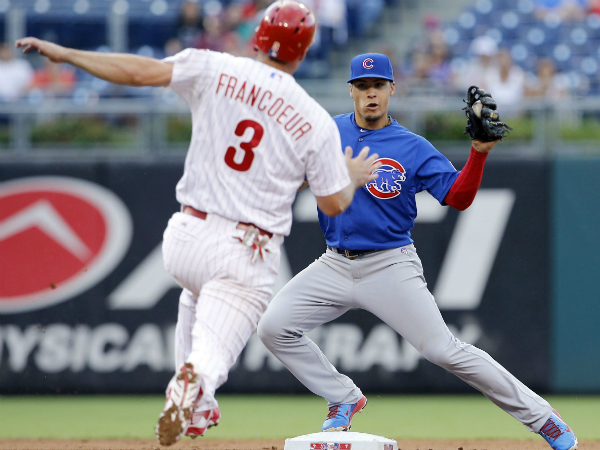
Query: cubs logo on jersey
[[365, 158, 407, 199]]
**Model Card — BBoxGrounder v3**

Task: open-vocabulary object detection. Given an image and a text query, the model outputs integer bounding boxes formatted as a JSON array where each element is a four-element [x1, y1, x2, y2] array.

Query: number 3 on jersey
[[224, 120, 264, 172]]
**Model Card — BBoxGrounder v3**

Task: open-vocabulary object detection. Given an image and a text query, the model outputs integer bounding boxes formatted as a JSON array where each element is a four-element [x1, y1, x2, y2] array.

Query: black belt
[[327, 245, 380, 259]]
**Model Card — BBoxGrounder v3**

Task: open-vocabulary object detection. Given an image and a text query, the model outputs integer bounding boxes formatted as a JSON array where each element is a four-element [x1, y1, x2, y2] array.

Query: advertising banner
[[0, 159, 551, 394]]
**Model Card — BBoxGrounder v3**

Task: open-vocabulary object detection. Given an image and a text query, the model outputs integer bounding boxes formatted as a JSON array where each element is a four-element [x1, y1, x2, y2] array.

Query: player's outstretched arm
[[316, 146, 381, 217], [444, 139, 499, 211], [445, 86, 508, 210], [16, 37, 173, 87]]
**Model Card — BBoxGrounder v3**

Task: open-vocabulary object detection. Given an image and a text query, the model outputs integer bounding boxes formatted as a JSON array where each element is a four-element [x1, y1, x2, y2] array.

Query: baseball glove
[[463, 86, 512, 142]]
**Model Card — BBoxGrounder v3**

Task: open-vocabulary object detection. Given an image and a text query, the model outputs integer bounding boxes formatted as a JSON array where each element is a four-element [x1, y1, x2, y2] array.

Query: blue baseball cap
[[348, 53, 394, 83]]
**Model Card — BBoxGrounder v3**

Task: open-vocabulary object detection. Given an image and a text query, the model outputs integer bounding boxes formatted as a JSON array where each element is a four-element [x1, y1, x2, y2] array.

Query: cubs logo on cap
[[348, 53, 394, 83]]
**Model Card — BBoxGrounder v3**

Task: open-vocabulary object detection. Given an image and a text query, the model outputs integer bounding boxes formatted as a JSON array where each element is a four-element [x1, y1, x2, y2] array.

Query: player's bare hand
[[16, 37, 70, 63], [345, 146, 382, 188], [472, 139, 497, 154]]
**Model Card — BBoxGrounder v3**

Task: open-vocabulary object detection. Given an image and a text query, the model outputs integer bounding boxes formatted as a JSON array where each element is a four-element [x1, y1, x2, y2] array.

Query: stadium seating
[[13, 0, 600, 96], [1, 0, 389, 89], [13, 0, 177, 50], [443, 0, 600, 94]]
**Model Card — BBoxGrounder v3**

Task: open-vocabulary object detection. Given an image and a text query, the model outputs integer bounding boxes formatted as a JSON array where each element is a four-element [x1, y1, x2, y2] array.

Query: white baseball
[[472, 100, 483, 118]]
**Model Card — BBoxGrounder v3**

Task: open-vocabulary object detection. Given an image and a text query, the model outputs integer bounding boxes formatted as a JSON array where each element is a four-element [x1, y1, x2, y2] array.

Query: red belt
[[183, 206, 273, 238]]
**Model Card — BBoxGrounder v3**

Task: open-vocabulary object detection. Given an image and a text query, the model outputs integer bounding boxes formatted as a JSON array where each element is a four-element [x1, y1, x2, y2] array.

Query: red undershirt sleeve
[[444, 146, 488, 211]]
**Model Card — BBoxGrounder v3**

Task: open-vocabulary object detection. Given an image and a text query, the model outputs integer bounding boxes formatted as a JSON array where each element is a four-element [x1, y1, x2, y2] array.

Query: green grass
[[0, 125, 8, 145], [0, 394, 599, 440], [30, 117, 135, 146], [167, 116, 192, 143], [422, 114, 535, 142], [7, 114, 600, 149], [421, 115, 600, 144], [560, 118, 600, 140]]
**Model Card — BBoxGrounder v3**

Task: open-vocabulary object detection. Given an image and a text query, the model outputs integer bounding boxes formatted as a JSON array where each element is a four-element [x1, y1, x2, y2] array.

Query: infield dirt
[[1, 439, 599, 450]]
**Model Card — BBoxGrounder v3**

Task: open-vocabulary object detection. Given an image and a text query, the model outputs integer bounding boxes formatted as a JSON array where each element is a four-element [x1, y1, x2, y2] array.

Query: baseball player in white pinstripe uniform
[[17, 1, 382, 446]]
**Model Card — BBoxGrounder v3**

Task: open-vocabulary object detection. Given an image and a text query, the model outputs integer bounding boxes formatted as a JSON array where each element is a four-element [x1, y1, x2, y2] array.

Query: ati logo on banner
[[0, 177, 132, 314]]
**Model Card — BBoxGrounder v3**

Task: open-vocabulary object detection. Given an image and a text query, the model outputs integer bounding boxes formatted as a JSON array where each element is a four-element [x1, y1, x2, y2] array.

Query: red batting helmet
[[253, 1, 316, 63]]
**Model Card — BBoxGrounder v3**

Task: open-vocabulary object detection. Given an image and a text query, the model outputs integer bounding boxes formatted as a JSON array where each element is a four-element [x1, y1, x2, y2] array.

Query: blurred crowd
[[162, 0, 370, 78], [397, 29, 581, 100], [4, 0, 600, 103], [0, 0, 389, 102], [393, 30, 570, 102], [0, 41, 77, 102], [391, 0, 600, 100]]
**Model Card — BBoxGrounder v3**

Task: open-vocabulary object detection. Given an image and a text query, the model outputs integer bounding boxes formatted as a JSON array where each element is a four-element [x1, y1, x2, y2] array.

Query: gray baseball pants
[[257, 245, 552, 433]]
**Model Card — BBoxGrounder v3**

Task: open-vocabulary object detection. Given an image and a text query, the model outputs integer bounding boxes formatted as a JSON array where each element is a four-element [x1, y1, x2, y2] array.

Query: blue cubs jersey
[[318, 113, 459, 250]]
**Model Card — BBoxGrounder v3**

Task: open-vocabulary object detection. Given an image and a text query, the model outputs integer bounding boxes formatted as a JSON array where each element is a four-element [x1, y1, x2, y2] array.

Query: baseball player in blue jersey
[[258, 54, 577, 450]]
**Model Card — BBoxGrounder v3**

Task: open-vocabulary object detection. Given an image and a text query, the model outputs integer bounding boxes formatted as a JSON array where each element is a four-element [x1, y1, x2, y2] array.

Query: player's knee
[[257, 309, 302, 350], [420, 339, 457, 368], [257, 312, 285, 348], [256, 319, 272, 345]]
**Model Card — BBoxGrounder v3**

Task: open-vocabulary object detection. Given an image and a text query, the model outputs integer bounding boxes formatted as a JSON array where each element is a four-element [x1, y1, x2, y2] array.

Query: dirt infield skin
[[0, 439, 599, 450]]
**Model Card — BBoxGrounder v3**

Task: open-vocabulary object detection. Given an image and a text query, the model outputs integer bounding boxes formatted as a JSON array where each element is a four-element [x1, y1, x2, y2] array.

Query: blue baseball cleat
[[539, 409, 578, 450], [322, 396, 368, 432]]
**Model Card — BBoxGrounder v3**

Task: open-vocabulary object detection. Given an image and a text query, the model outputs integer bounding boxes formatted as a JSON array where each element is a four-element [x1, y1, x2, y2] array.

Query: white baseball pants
[[258, 245, 552, 433], [163, 212, 282, 412]]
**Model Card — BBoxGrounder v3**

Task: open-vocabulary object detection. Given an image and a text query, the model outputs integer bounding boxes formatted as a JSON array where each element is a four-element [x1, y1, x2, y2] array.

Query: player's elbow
[[130, 73, 146, 87], [320, 203, 346, 217], [130, 69, 155, 87], [315, 187, 352, 217], [129, 62, 172, 87], [444, 193, 473, 211], [451, 202, 471, 212], [316, 195, 347, 217]]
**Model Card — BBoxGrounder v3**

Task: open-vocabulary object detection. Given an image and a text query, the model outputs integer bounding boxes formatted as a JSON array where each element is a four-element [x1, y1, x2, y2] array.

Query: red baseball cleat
[[186, 406, 221, 438]]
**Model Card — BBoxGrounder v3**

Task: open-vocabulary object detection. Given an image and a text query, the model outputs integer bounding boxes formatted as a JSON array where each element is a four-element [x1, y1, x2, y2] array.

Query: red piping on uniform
[[444, 146, 488, 211]]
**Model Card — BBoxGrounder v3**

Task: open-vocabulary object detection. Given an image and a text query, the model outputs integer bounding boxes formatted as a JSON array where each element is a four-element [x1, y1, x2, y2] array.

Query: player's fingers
[[16, 37, 34, 47], [22, 45, 35, 54], [356, 146, 370, 161], [365, 153, 379, 166], [344, 146, 353, 162], [16, 40, 36, 54], [370, 161, 383, 172]]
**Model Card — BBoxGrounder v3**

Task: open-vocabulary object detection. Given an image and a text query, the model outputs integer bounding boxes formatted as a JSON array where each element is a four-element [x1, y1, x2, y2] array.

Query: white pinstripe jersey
[[165, 49, 351, 236]]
